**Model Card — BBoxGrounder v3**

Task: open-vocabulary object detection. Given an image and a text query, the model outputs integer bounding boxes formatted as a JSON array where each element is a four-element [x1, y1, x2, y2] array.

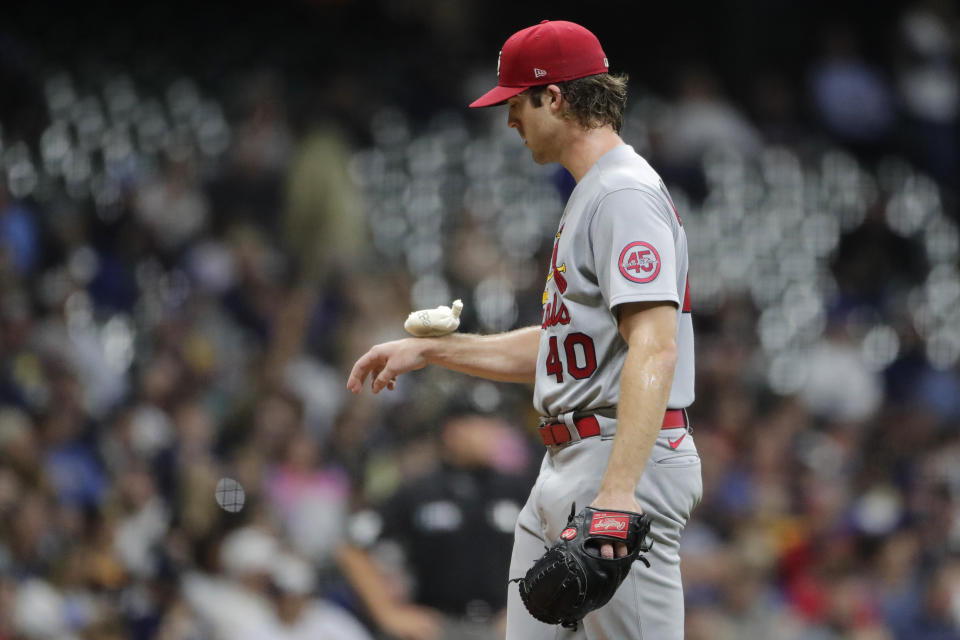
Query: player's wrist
[[591, 488, 642, 513], [415, 336, 445, 364]]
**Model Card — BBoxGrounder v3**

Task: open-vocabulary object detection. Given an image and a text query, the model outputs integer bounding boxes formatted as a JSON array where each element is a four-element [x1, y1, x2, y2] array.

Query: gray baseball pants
[[506, 416, 702, 639]]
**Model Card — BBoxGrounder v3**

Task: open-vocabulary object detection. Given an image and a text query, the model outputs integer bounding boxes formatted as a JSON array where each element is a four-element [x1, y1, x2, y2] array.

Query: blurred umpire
[[338, 398, 534, 640]]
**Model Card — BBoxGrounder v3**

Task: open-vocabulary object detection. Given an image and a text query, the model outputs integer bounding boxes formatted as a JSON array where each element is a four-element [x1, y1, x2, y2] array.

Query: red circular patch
[[618, 241, 661, 284], [561, 527, 577, 541]]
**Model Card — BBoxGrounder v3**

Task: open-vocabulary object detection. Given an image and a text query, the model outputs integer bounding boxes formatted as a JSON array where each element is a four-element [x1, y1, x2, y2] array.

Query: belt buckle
[[539, 412, 580, 448], [539, 422, 570, 447]]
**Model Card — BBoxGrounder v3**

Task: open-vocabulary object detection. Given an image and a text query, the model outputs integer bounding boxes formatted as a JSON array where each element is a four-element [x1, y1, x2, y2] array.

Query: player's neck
[[560, 127, 624, 182]]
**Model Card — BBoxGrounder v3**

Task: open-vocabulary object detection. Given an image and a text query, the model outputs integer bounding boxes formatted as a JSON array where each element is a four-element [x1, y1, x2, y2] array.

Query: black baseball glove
[[511, 505, 653, 629]]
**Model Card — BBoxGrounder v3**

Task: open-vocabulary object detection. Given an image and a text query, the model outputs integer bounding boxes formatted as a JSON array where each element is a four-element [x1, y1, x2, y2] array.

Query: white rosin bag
[[404, 299, 463, 337]]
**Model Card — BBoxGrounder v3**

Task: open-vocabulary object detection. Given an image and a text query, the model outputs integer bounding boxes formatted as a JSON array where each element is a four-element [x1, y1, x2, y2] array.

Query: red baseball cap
[[470, 20, 610, 108]]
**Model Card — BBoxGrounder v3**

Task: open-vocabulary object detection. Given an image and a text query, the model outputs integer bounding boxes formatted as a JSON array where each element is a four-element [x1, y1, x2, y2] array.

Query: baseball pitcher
[[348, 20, 701, 639]]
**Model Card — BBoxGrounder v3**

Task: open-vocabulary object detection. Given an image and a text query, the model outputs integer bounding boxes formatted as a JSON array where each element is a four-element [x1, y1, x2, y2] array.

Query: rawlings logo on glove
[[590, 514, 629, 537], [511, 505, 653, 629]]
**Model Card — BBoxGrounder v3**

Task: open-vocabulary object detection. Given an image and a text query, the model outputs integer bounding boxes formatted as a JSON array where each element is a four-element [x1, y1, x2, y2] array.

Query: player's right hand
[[347, 339, 429, 394]]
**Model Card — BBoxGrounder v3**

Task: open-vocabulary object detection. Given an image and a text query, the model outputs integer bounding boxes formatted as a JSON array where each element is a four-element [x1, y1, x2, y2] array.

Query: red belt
[[538, 409, 688, 447]]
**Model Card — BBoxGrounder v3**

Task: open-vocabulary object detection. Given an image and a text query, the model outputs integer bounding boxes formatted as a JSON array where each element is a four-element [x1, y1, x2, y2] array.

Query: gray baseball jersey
[[533, 144, 694, 418], [508, 144, 701, 640]]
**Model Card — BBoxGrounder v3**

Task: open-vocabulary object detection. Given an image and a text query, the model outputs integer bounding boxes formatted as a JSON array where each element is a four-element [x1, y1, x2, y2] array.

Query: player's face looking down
[[507, 85, 565, 165]]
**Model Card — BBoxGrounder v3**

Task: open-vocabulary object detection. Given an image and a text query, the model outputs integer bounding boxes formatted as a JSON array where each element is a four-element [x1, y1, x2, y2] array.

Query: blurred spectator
[[232, 72, 295, 179], [895, 0, 959, 183], [748, 70, 809, 148], [657, 66, 764, 166], [283, 125, 367, 285], [112, 463, 170, 580], [40, 364, 108, 510], [797, 319, 883, 422], [0, 181, 40, 277], [133, 158, 210, 252], [339, 403, 533, 640], [183, 526, 372, 640], [210, 70, 294, 235], [238, 553, 373, 640], [12, 578, 76, 639], [887, 561, 960, 639], [809, 25, 897, 156], [265, 429, 352, 565], [181, 525, 278, 638]]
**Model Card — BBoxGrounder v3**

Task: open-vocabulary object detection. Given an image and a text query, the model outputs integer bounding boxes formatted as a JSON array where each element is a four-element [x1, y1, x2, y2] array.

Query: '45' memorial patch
[[618, 241, 660, 283]]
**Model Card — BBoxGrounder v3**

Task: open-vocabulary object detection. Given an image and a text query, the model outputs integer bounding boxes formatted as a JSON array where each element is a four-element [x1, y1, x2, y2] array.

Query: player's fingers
[[372, 366, 397, 394], [601, 543, 614, 559], [347, 351, 378, 393], [346, 362, 366, 393], [366, 364, 385, 390], [615, 542, 628, 558], [387, 378, 397, 390]]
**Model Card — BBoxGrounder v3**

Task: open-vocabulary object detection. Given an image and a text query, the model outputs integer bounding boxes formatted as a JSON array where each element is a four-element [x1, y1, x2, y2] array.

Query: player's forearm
[[420, 326, 540, 383], [598, 340, 677, 497]]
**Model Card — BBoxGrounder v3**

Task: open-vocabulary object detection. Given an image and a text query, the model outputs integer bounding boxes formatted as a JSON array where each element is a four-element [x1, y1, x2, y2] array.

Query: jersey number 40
[[545, 333, 597, 382]]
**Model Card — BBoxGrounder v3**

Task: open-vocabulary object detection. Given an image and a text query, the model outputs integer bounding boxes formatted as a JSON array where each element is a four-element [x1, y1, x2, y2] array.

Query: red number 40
[[545, 333, 597, 382]]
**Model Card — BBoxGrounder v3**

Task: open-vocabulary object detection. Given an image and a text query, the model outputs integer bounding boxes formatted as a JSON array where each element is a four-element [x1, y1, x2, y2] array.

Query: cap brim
[[469, 85, 527, 108]]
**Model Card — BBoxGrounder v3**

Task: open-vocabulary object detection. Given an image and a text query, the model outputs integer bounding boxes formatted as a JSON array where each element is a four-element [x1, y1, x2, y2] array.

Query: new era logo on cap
[[470, 20, 610, 108]]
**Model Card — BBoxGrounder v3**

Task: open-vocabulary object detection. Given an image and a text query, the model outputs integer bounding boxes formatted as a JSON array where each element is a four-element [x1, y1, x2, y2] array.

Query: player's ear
[[545, 84, 563, 112]]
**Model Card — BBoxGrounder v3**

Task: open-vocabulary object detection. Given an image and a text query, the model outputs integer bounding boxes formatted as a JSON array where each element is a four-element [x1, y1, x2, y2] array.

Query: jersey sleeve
[[590, 187, 679, 311]]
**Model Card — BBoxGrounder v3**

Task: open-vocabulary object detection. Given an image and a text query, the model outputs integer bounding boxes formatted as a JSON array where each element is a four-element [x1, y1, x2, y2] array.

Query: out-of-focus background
[[0, 0, 957, 638]]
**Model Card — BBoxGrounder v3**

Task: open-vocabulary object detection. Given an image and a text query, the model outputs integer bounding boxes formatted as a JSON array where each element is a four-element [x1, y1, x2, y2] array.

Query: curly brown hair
[[528, 73, 629, 133]]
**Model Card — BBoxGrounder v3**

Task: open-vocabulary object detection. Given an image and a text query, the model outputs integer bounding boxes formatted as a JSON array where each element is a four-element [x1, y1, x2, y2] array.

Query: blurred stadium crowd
[[0, 0, 958, 639]]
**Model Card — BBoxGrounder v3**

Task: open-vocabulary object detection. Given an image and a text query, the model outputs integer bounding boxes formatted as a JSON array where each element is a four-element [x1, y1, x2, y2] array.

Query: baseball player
[[348, 19, 701, 640]]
